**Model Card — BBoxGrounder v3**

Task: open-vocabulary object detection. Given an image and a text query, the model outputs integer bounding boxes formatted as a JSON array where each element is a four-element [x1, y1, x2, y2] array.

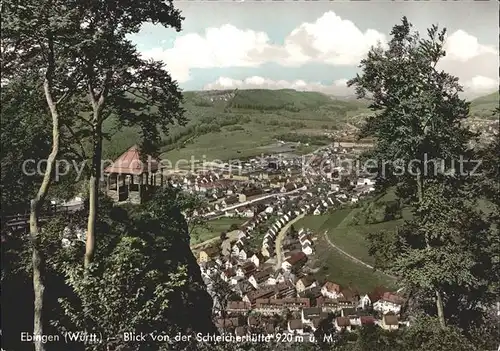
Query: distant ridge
[[470, 90, 499, 119]]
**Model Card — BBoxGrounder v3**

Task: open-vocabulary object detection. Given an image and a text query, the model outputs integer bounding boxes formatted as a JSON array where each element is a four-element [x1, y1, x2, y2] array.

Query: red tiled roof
[[288, 320, 303, 330], [336, 317, 351, 327], [104, 145, 159, 175], [383, 314, 399, 325], [360, 316, 375, 325], [323, 282, 341, 293], [381, 292, 405, 305], [287, 251, 307, 265], [227, 301, 251, 311]]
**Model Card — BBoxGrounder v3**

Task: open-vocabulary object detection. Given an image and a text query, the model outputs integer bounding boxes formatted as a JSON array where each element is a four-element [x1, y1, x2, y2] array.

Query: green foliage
[[229, 89, 334, 111], [349, 17, 497, 332], [401, 317, 477, 351], [348, 17, 475, 201], [48, 188, 216, 350], [348, 200, 402, 226], [0, 76, 83, 214], [0, 77, 52, 214], [371, 181, 498, 329]]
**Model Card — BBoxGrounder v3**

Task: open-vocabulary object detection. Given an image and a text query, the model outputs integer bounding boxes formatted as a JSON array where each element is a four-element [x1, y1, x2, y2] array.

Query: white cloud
[[462, 76, 498, 96], [141, 11, 387, 82], [280, 11, 388, 66], [140, 12, 498, 97], [203, 76, 354, 96], [443, 30, 497, 62], [141, 24, 273, 82], [437, 30, 498, 97]]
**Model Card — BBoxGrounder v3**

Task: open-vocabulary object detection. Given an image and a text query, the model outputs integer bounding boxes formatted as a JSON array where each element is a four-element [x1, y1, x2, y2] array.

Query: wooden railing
[[1, 203, 82, 232]]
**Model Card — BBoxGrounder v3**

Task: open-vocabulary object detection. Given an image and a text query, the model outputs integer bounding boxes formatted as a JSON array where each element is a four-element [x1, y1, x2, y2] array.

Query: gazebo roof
[[104, 145, 159, 175]]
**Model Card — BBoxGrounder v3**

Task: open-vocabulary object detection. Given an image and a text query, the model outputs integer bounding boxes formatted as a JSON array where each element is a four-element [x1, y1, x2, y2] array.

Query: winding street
[[274, 213, 306, 270]]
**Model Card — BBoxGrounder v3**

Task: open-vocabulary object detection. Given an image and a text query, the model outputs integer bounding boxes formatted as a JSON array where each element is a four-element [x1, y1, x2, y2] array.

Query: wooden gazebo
[[103, 145, 164, 204]]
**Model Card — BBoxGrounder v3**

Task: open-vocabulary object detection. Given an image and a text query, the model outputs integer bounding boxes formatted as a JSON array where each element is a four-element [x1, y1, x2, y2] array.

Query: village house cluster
[[51, 142, 414, 339], [199, 221, 408, 338], [175, 144, 410, 339]]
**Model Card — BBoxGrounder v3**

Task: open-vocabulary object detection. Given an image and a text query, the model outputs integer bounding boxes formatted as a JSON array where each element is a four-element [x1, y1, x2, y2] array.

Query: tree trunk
[[417, 171, 446, 329], [30, 202, 46, 351], [85, 127, 102, 267], [435, 289, 446, 329], [30, 77, 61, 351]]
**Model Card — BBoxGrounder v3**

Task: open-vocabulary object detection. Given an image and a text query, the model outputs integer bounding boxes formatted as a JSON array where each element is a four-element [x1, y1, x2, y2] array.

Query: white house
[[242, 209, 254, 218], [287, 320, 304, 334], [358, 294, 371, 310], [224, 260, 234, 270], [250, 253, 265, 267], [321, 282, 344, 300], [274, 271, 286, 284], [262, 240, 271, 250], [299, 233, 311, 246], [266, 276, 277, 285], [349, 315, 361, 327], [221, 269, 236, 282], [373, 292, 404, 315], [265, 206, 274, 214], [357, 178, 375, 186], [281, 261, 292, 271], [238, 249, 248, 261], [235, 267, 245, 278], [301, 307, 322, 325], [331, 184, 340, 192], [334, 317, 351, 332], [351, 196, 359, 204], [261, 246, 272, 258], [313, 207, 322, 215], [229, 275, 244, 285], [237, 231, 247, 240], [380, 314, 399, 331], [232, 243, 243, 256], [302, 243, 313, 256]]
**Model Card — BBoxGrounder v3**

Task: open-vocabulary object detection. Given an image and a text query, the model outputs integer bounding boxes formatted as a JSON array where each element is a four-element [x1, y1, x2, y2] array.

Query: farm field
[[312, 237, 396, 293], [101, 89, 496, 162], [190, 217, 247, 246], [102, 89, 371, 162], [296, 203, 408, 265], [295, 193, 410, 292], [470, 91, 499, 120]]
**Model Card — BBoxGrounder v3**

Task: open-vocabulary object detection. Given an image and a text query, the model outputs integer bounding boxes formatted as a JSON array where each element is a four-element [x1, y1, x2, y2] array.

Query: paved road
[[322, 230, 396, 279], [203, 188, 305, 218], [274, 213, 306, 270]]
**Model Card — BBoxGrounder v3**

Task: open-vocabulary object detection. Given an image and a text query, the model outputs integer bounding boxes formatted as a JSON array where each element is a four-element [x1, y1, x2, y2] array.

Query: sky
[[130, 1, 499, 98]]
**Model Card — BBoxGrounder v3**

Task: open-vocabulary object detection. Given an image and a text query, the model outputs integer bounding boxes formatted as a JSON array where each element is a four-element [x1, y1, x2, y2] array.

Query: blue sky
[[130, 2, 498, 98]]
